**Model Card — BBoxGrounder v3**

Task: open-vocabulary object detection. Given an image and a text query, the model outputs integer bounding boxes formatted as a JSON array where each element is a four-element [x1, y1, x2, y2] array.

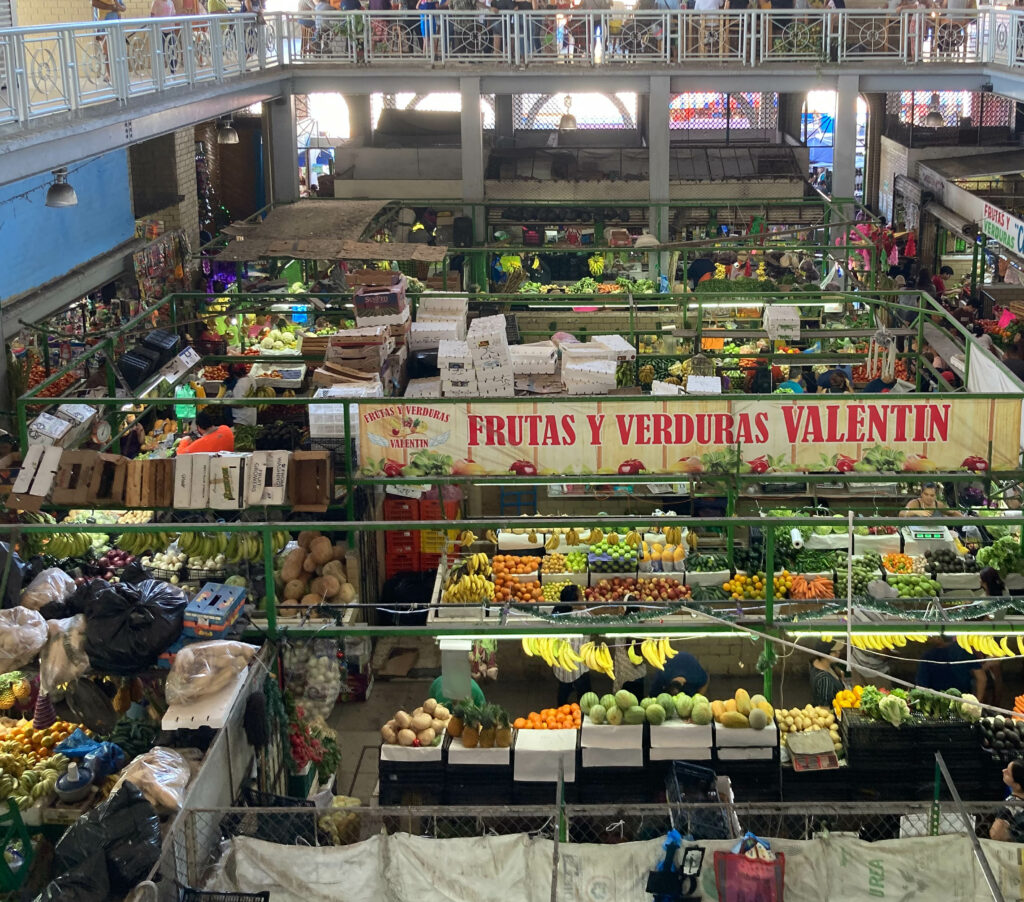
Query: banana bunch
[[255, 385, 277, 412], [637, 638, 678, 671], [43, 532, 93, 560], [226, 531, 287, 564], [588, 254, 605, 277], [848, 634, 928, 651], [457, 530, 478, 548], [522, 637, 595, 674], [119, 529, 177, 556], [585, 528, 604, 545], [580, 641, 615, 679], [18, 511, 57, 555], [545, 534, 560, 552], [0, 753, 67, 811], [442, 573, 495, 604], [179, 532, 229, 559], [465, 552, 492, 578], [957, 634, 1024, 658], [659, 526, 684, 545], [624, 531, 642, 547]]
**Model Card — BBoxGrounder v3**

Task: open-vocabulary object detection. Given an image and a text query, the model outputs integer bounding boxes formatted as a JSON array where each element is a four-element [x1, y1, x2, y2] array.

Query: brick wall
[[130, 128, 199, 248]]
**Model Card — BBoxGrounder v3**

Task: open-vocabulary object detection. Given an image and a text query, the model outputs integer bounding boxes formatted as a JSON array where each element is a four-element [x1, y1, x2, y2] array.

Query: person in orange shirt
[[176, 411, 235, 455]]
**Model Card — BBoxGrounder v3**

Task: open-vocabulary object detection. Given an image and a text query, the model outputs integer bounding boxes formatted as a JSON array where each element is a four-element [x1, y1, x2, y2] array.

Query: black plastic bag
[[0, 541, 29, 609], [54, 782, 161, 894], [79, 578, 186, 674], [36, 858, 110, 902]]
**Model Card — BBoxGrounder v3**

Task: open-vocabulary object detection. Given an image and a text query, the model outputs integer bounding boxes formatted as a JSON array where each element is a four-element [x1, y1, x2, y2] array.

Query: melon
[[656, 693, 676, 716], [750, 693, 768, 708], [615, 690, 639, 711], [606, 705, 624, 725], [589, 704, 607, 725], [579, 691, 599, 716], [646, 703, 667, 726], [674, 693, 694, 719], [624, 705, 647, 725], [640, 697, 655, 709], [691, 703, 712, 726], [735, 688, 753, 716], [748, 708, 769, 730], [600, 694, 617, 712], [720, 711, 750, 729], [691, 693, 709, 708]]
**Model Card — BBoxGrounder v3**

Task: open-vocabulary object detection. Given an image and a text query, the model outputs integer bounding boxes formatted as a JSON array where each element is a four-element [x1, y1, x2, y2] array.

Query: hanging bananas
[[639, 638, 677, 671], [521, 638, 615, 680], [464, 552, 492, 578], [952, 634, 1022, 658], [41, 532, 93, 559], [118, 530, 179, 556], [847, 633, 929, 652]]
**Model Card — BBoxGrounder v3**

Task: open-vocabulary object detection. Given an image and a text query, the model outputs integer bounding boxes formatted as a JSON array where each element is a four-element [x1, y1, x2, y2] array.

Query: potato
[[280, 559, 304, 584], [397, 729, 415, 747], [322, 560, 346, 582], [339, 583, 357, 604], [333, 541, 347, 562], [416, 728, 435, 746], [430, 718, 445, 733], [302, 554, 318, 574], [395, 710, 412, 729], [411, 712, 431, 732], [321, 575, 341, 598], [385, 719, 396, 731], [434, 705, 449, 720], [310, 536, 333, 566], [299, 593, 321, 607], [423, 698, 437, 715], [310, 577, 326, 598], [284, 579, 307, 601], [381, 725, 397, 744], [297, 530, 321, 550]]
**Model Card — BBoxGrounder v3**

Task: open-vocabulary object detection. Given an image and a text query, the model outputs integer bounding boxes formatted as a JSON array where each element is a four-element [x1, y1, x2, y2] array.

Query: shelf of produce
[[249, 363, 307, 389], [378, 743, 445, 806]]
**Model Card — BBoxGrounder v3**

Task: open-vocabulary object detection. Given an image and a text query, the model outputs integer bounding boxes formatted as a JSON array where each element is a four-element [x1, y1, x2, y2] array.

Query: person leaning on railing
[[990, 760, 1024, 842]]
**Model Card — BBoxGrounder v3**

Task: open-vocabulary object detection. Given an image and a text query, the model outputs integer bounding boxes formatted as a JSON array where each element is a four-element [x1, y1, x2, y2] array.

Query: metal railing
[[1, 7, 1024, 127]]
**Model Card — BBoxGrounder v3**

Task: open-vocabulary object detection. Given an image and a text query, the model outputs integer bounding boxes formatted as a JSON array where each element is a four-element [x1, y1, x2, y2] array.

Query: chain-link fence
[[146, 797, 1007, 899], [884, 89, 1014, 147]]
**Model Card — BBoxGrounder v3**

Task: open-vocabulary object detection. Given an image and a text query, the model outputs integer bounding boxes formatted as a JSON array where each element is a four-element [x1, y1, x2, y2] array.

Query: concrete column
[[777, 92, 804, 144], [460, 77, 486, 245], [863, 93, 885, 214], [832, 75, 859, 220], [348, 94, 373, 145], [494, 94, 514, 145], [648, 76, 670, 262], [266, 95, 299, 205]]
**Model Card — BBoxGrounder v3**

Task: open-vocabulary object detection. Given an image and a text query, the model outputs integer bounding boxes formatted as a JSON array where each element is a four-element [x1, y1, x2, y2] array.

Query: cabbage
[[268, 329, 282, 342], [273, 341, 285, 350], [813, 525, 832, 536], [260, 337, 275, 349]]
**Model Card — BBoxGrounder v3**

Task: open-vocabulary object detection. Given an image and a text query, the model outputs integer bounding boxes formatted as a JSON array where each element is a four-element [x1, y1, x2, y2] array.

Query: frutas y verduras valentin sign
[[358, 397, 1021, 477]]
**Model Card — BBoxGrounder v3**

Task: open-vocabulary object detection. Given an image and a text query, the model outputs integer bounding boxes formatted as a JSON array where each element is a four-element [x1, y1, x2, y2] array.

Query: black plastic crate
[[712, 757, 782, 803], [379, 760, 445, 806], [220, 787, 317, 844], [119, 349, 159, 388], [511, 780, 577, 805], [841, 712, 978, 765], [781, 765, 853, 802], [576, 766, 660, 804], [444, 766, 513, 806], [142, 328, 181, 364]]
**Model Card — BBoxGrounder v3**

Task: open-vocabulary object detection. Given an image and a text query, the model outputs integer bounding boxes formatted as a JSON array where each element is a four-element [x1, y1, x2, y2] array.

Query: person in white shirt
[[972, 323, 1004, 360], [225, 364, 258, 427]]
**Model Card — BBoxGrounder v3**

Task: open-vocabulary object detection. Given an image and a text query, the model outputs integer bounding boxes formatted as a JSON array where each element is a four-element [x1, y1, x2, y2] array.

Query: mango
[[735, 688, 752, 716], [720, 711, 750, 729]]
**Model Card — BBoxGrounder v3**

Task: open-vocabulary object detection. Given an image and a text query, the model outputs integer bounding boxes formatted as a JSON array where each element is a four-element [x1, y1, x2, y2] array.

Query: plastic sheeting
[[202, 830, 1024, 901], [965, 344, 1024, 452]]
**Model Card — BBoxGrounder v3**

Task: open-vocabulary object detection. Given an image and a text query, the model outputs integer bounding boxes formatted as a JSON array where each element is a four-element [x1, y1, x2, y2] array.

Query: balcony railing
[[0, 7, 1022, 127]]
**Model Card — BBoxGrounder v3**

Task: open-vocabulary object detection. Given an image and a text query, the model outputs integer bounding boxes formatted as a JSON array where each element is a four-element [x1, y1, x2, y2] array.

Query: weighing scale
[[901, 524, 957, 556]]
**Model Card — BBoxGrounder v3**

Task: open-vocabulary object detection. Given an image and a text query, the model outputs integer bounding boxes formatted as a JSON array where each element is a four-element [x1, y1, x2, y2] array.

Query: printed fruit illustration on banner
[[358, 399, 1019, 477]]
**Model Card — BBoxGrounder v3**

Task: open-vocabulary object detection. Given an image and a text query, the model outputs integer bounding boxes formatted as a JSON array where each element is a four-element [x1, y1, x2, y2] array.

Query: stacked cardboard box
[[438, 340, 477, 397], [466, 315, 514, 397]]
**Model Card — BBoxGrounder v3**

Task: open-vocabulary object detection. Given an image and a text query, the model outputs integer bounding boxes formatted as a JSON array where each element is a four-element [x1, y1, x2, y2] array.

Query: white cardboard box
[[581, 718, 644, 749], [379, 743, 443, 763], [173, 453, 211, 509], [714, 722, 779, 748], [27, 413, 72, 447], [246, 451, 290, 507], [581, 746, 643, 768], [649, 746, 713, 761], [648, 720, 713, 749], [8, 445, 62, 510], [447, 737, 510, 766], [514, 729, 577, 782], [207, 452, 247, 510], [716, 747, 776, 760]]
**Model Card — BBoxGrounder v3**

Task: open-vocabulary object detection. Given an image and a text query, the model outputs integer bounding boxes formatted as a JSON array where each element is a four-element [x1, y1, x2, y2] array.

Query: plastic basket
[[665, 762, 731, 840], [220, 787, 318, 845], [182, 892, 270, 902]]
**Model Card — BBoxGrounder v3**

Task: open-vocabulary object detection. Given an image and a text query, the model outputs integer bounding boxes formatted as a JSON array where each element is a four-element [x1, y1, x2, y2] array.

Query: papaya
[[720, 711, 750, 729], [755, 700, 775, 721], [691, 703, 713, 726], [646, 703, 667, 726], [600, 694, 617, 712], [580, 692, 599, 716], [674, 693, 694, 719], [656, 693, 676, 717], [589, 703, 607, 724], [735, 688, 752, 716], [724, 699, 738, 714], [624, 705, 647, 725], [615, 690, 639, 711], [748, 708, 768, 730], [606, 705, 624, 725], [710, 700, 726, 723]]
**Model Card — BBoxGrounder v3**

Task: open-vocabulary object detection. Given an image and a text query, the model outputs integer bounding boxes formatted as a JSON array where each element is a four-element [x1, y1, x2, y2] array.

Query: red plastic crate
[[385, 530, 420, 555], [419, 552, 442, 572], [420, 498, 461, 521], [384, 497, 419, 519], [385, 551, 420, 578]]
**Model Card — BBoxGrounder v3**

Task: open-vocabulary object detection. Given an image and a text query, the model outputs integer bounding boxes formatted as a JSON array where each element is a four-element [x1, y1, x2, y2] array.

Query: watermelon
[[606, 705, 623, 725], [691, 693, 709, 708], [589, 704, 607, 725], [674, 693, 693, 719], [624, 705, 646, 725], [656, 693, 676, 716], [640, 697, 655, 709], [646, 703, 667, 725], [579, 691, 599, 716], [615, 690, 639, 711], [600, 694, 617, 712]]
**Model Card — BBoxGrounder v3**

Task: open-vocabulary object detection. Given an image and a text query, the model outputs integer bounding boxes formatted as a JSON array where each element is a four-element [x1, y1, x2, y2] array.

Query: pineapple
[[460, 705, 481, 749], [495, 709, 513, 749], [0, 685, 14, 709], [13, 679, 31, 702], [447, 700, 469, 739], [478, 705, 497, 749]]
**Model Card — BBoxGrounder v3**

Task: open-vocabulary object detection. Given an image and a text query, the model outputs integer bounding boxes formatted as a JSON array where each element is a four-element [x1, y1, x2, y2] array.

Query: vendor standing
[[176, 410, 234, 455], [915, 635, 985, 697], [899, 482, 956, 517], [650, 650, 708, 697], [808, 639, 846, 708], [224, 363, 257, 427]]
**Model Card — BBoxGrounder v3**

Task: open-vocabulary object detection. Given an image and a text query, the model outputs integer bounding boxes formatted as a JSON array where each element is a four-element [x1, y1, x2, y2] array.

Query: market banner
[[356, 397, 1022, 477]]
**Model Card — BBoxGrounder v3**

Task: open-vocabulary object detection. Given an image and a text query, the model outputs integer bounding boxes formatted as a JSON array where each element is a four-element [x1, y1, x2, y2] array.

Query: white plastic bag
[[0, 606, 48, 673], [19, 568, 76, 610], [39, 615, 90, 694], [113, 747, 191, 812], [165, 641, 256, 706]]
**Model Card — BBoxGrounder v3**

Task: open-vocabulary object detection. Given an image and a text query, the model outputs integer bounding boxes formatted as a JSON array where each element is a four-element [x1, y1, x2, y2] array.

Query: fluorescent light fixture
[[923, 93, 944, 128], [558, 96, 577, 132], [217, 118, 240, 144]]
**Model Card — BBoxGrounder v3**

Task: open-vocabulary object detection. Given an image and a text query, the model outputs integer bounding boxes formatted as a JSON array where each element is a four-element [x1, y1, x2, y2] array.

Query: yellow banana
[[627, 642, 644, 666], [522, 638, 534, 658], [662, 640, 678, 660], [1017, 634, 1024, 657], [1000, 636, 1013, 658]]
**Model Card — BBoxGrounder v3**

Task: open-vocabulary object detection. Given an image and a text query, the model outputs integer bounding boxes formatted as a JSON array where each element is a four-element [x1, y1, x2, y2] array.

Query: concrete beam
[[266, 95, 299, 204]]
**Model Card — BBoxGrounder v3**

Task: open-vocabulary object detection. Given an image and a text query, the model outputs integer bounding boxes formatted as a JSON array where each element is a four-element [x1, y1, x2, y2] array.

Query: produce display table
[[444, 737, 512, 806], [378, 743, 445, 806]]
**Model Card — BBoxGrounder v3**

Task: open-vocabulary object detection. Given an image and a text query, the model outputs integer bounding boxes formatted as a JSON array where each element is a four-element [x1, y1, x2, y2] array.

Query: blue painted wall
[[0, 150, 135, 301]]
